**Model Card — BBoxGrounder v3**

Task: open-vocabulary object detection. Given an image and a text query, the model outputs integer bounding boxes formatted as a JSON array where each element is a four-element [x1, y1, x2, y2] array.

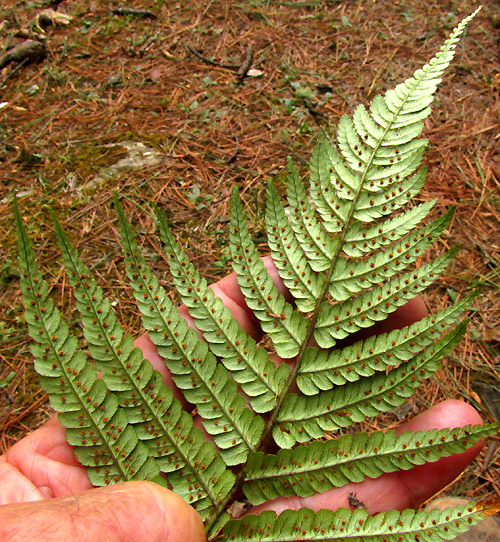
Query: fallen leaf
[[247, 69, 264, 77]]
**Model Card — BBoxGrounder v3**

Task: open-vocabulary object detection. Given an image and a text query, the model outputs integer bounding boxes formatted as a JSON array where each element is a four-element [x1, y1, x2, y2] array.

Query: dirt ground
[[0, 0, 499, 504]]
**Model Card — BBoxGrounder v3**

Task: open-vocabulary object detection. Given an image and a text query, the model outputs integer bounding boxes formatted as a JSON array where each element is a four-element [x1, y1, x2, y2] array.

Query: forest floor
[[0, 0, 499, 506]]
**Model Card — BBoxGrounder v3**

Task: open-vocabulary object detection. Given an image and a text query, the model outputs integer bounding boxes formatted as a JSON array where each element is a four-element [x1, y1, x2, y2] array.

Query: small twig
[[226, 137, 239, 164], [184, 42, 255, 81], [0, 39, 47, 70], [0, 387, 14, 404], [111, 7, 156, 19], [183, 41, 239, 70], [237, 45, 254, 80], [483, 441, 499, 470], [0, 391, 48, 433]]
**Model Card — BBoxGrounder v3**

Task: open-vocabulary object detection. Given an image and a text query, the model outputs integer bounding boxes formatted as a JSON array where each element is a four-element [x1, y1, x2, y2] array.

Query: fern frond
[[310, 134, 427, 228], [230, 188, 308, 359], [296, 8, 480, 357], [53, 215, 153, 394], [275, 322, 466, 446], [14, 10, 493, 542], [354, 166, 427, 222], [243, 424, 497, 504], [308, 140, 351, 233], [328, 208, 454, 301], [297, 292, 478, 394], [223, 501, 494, 541]]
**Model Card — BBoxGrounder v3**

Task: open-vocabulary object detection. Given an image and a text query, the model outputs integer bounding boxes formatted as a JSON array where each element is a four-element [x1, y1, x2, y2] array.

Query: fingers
[[249, 400, 484, 516], [0, 481, 205, 542], [1, 415, 93, 504]]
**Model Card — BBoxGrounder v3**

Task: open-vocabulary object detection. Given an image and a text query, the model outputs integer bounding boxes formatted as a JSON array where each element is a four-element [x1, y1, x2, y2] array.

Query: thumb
[[0, 481, 206, 542]]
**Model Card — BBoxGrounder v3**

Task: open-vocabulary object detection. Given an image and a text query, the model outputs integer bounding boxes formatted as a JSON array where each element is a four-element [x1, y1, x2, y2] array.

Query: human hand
[[0, 257, 484, 541]]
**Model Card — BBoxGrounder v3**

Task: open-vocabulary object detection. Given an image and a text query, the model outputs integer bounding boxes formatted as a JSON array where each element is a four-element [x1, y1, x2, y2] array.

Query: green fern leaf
[[328, 207, 455, 301], [286, 157, 338, 272], [230, 187, 308, 359], [14, 199, 161, 487], [266, 180, 324, 313], [343, 199, 437, 257], [275, 322, 467, 446], [14, 9, 496, 542], [52, 217, 171, 426], [353, 166, 426, 222], [308, 139, 352, 233], [52, 209, 235, 519], [222, 502, 493, 541], [314, 248, 459, 348], [243, 424, 496, 504], [297, 292, 478, 394]]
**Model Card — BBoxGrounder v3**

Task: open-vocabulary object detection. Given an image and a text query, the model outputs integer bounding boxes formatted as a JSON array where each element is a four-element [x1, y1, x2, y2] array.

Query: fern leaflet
[[243, 424, 496, 504], [14, 199, 161, 487], [223, 502, 498, 542]]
